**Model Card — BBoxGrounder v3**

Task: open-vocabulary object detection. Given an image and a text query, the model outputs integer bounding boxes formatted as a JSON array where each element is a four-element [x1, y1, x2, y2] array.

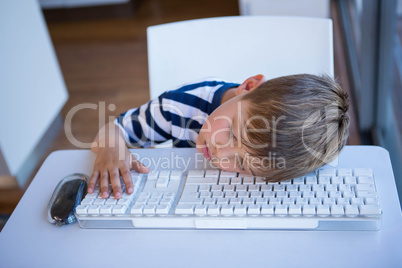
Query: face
[[196, 94, 252, 174]]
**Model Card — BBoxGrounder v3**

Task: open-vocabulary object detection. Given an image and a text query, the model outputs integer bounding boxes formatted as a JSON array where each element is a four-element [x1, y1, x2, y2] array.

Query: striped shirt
[[115, 79, 240, 148]]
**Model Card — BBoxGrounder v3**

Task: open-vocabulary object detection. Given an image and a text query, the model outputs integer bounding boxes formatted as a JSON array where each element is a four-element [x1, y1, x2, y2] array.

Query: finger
[[120, 167, 134, 194], [88, 169, 100, 193], [131, 159, 150, 173], [109, 168, 122, 199], [100, 171, 110, 199]]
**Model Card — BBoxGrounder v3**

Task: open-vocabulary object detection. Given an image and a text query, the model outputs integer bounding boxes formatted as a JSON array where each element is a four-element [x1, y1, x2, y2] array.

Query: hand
[[88, 123, 149, 199]]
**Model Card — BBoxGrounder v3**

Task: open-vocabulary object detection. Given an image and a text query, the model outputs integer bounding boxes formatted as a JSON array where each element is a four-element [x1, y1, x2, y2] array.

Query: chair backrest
[[147, 16, 333, 99]]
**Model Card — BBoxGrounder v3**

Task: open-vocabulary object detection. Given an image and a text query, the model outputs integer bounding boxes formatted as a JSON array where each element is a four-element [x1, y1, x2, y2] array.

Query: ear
[[235, 74, 266, 96]]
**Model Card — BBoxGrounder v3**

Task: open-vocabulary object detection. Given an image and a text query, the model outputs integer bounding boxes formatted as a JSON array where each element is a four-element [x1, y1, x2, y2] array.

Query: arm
[[88, 122, 150, 199]]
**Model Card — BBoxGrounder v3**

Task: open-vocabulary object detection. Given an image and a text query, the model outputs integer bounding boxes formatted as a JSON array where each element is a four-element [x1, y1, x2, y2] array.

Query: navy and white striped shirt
[[115, 79, 240, 148]]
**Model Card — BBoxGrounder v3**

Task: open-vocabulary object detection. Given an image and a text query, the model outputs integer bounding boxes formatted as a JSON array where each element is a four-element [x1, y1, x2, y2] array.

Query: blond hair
[[240, 74, 350, 181]]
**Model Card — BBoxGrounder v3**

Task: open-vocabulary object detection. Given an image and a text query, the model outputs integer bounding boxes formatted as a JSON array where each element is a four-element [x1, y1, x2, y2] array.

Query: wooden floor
[[0, 0, 360, 230]]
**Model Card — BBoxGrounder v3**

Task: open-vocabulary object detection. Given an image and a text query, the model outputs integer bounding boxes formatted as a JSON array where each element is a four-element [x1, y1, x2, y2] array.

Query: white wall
[[39, 0, 129, 9], [0, 0, 68, 186], [239, 0, 330, 18]]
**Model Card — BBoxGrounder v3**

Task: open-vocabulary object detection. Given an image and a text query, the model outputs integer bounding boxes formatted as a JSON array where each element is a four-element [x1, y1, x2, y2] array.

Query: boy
[[88, 74, 350, 199]]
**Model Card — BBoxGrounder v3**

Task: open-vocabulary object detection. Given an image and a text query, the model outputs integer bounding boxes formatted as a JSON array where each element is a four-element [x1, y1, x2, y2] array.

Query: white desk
[[0, 146, 401, 267]]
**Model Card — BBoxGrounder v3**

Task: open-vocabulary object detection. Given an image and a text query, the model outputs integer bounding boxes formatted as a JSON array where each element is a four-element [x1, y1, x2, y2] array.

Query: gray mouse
[[47, 174, 88, 226]]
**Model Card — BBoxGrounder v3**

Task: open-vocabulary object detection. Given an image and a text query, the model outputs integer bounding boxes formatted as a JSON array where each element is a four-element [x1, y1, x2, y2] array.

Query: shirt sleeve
[[114, 93, 173, 148], [114, 79, 240, 148]]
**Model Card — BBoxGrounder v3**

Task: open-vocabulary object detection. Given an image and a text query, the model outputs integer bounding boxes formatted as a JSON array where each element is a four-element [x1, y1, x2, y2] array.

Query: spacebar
[[195, 218, 319, 229], [195, 219, 247, 229]]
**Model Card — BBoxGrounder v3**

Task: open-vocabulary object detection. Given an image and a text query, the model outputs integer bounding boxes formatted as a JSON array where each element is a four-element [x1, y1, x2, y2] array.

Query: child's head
[[196, 74, 350, 182]]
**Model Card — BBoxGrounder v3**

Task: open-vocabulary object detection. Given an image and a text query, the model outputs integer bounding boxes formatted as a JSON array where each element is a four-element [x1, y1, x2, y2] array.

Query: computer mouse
[[47, 173, 88, 226]]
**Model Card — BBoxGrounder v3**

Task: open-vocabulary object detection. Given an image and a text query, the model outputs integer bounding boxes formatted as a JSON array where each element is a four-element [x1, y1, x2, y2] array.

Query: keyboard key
[[156, 205, 170, 215], [85, 192, 99, 199], [143, 205, 157, 215], [288, 205, 302, 215], [305, 176, 317, 184], [330, 205, 344, 216], [336, 198, 350, 206], [204, 198, 216, 205], [248, 185, 259, 191], [187, 170, 204, 177], [355, 184, 375, 192], [194, 205, 207, 215], [243, 177, 254, 184], [356, 191, 377, 198], [170, 170, 183, 180], [186, 177, 218, 185], [100, 205, 113, 215], [234, 204, 247, 215], [236, 185, 247, 191], [255, 177, 267, 184], [160, 198, 174, 206], [75, 205, 88, 215], [359, 205, 381, 215], [318, 177, 330, 184], [88, 205, 101, 215], [316, 205, 330, 216], [344, 176, 357, 184], [268, 197, 281, 205], [282, 198, 295, 205], [216, 198, 229, 205], [289, 191, 302, 198], [207, 205, 221, 215], [345, 205, 359, 216], [242, 198, 255, 205], [299, 185, 311, 192], [105, 199, 117, 205], [365, 198, 379, 205], [286, 185, 298, 191], [248, 205, 261, 215], [156, 178, 169, 188], [351, 197, 364, 205], [342, 191, 355, 198], [296, 198, 309, 205], [292, 177, 305, 184], [220, 204, 234, 215], [274, 205, 288, 215], [229, 198, 242, 205], [205, 170, 220, 178], [178, 196, 202, 205], [331, 177, 343, 184], [81, 198, 94, 206], [130, 204, 144, 215], [302, 205, 316, 215], [112, 205, 127, 215], [323, 198, 336, 205], [220, 171, 237, 177], [276, 191, 287, 198], [255, 197, 268, 204], [318, 169, 336, 176], [261, 205, 274, 215], [211, 185, 222, 191], [337, 168, 352, 176], [357, 176, 375, 184], [158, 170, 170, 179], [121, 192, 135, 200], [354, 168, 373, 177], [218, 177, 230, 185], [147, 171, 159, 180], [231, 177, 242, 184], [302, 192, 315, 198]]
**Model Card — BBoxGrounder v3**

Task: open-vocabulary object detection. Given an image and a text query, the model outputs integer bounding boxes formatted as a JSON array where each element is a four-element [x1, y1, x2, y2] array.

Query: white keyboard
[[75, 156, 382, 230]]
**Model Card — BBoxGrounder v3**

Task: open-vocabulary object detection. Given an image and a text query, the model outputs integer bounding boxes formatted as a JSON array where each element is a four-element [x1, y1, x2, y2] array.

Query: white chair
[[147, 16, 334, 99]]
